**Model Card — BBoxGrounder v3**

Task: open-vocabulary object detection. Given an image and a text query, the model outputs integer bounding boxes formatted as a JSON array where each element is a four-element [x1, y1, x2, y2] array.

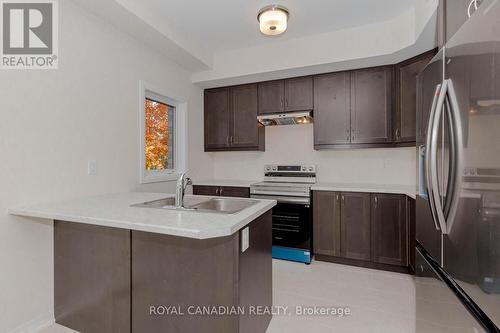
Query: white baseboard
[[7, 311, 55, 333]]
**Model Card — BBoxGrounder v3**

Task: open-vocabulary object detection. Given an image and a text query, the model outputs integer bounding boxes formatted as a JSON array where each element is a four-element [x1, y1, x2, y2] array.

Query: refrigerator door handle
[[429, 80, 449, 234], [425, 83, 443, 231], [443, 79, 464, 234], [443, 96, 456, 220]]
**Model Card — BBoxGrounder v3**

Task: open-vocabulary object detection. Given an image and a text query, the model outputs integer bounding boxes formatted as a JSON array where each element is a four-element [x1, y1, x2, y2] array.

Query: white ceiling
[[130, 0, 419, 52]]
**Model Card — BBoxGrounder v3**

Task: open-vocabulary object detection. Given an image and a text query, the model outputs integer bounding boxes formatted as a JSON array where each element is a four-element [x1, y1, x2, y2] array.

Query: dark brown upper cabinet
[[258, 80, 285, 114], [314, 72, 351, 146], [350, 66, 393, 144], [231, 84, 262, 149], [314, 66, 393, 149], [204, 84, 264, 152], [258, 77, 313, 114], [340, 192, 371, 261], [284, 77, 314, 112], [371, 194, 408, 267], [204, 88, 230, 150], [394, 50, 436, 144], [313, 191, 341, 257]]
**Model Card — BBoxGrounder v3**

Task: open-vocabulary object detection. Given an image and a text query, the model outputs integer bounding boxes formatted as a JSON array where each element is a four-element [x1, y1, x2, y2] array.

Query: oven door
[[250, 194, 311, 249], [271, 201, 311, 249]]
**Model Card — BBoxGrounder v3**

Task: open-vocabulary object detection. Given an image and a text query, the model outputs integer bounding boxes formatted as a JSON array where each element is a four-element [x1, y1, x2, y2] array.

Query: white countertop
[[194, 180, 258, 188], [8, 192, 276, 239], [311, 183, 417, 199]]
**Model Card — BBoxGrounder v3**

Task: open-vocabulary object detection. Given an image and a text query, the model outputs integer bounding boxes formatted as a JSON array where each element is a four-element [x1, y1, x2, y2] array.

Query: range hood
[[257, 111, 313, 126]]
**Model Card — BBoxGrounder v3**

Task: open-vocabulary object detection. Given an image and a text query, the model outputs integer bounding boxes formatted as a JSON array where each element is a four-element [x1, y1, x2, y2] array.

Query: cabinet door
[[284, 76, 313, 112], [371, 194, 407, 266], [313, 72, 351, 147], [220, 186, 250, 198], [408, 197, 416, 272], [395, 51, 436, 143], [258, 80, 285, 114], [350, 67, 393, 144], [238, 211, 272, 333], [230, 84, 261, 149], [313, 191, 341, 257], [340, 192, 371, 261], [204, 88, 230, 150], [193, 185, 220, 196]]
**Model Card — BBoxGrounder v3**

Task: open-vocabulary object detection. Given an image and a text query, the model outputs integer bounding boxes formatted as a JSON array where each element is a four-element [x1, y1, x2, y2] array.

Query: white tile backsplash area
[[212, 124, 416, 186]]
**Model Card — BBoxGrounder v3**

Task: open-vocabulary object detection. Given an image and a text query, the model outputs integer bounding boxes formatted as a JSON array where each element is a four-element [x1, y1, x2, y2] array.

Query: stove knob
[[266, 166, 271, 171], [308, 167, 314, 172], [301, 166, 306, 171], [272, 167, 277, 171]]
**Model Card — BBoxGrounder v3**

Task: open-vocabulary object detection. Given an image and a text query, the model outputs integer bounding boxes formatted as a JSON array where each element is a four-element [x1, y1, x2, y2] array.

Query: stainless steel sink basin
[[131, 196, 258, 215], [188, 198, 258, 214]]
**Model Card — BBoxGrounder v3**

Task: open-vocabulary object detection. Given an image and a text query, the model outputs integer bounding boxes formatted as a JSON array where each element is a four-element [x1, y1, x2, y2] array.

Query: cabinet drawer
[[193, 185, 219, 196]]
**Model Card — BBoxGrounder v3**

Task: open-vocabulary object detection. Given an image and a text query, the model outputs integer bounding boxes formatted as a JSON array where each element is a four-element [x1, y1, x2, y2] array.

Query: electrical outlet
[[241, 227, 249, 252], [88, 160, 97, 175]]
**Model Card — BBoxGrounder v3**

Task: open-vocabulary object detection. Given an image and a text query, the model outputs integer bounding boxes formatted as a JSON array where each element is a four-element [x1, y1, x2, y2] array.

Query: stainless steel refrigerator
[[416, 0, 500, 331]]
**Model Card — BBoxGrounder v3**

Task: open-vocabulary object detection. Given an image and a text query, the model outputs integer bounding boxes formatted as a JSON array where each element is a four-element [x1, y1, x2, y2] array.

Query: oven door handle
[[250, 194, 310, 205]]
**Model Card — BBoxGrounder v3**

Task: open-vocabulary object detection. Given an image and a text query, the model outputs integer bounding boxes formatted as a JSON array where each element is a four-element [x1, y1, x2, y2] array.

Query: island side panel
[[131, 231, 240, 333], [54, 220, 131, 333], [238, 210, 273, 333]]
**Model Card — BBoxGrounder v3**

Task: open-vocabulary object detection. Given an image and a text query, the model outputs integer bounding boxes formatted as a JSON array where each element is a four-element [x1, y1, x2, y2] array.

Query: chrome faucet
[[175, 171, 192, 208]]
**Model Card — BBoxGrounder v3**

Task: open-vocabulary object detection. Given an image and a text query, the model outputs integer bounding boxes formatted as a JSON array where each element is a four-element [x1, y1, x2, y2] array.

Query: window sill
[[140, 172, 180, 184]]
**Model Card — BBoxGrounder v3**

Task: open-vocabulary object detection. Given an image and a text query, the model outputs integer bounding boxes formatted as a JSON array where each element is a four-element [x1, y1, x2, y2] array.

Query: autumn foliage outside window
[[145, 98, 174, 171]]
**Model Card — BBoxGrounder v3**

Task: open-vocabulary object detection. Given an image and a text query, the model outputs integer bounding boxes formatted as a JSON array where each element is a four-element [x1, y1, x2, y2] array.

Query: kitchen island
[[9, 192, 276, 333]]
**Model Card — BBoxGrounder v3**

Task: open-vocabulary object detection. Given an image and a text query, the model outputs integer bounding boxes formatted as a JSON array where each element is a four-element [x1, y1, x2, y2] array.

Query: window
[[140, 81, 187, 183], [145, 98, 175, 171]]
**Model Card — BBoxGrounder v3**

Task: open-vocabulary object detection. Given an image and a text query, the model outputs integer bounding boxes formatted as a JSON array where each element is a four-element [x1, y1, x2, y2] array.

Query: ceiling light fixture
[[257, 5, 289, 36]]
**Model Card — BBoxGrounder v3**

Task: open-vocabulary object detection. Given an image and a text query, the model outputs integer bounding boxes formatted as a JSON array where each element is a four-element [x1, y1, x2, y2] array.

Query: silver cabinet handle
[[215, 187, 220, 196], [425, 84, 442, 231], [219, 187, 224, 196], [374, 196, 378, 208], [341, 195, 345, 206]]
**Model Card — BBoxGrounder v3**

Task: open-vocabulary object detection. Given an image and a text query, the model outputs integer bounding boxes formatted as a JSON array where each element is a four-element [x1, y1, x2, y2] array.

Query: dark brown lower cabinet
[[193, 185, 250, 198], [340, 192, 371, 261], [54, 211, 272, 333], [408, 197, 416, 272], [313, 191, 341, 256], [54, 221, 131, 333], [313, 191, 411, 273], [133, 211, 272, 333], [371, 194, 408, 266], [192, 185, 219, 196]]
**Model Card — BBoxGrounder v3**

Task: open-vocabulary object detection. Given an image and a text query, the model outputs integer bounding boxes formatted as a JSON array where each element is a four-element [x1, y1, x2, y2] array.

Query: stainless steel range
[[250, 164, 316, 264]]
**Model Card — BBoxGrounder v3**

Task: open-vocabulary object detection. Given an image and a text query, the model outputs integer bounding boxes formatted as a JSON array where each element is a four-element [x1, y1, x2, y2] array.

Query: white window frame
[[139, 80, 187, 184]]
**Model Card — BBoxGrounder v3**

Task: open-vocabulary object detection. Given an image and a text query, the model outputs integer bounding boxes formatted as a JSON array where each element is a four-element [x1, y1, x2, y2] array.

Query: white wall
[[212, 125, 416, 186], [192, 2, 438, 88], [0, 1, 211, 332]]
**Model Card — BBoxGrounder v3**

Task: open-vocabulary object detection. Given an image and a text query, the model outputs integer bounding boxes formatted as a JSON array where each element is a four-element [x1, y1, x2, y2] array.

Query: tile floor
[[39, 259, 416, 333]]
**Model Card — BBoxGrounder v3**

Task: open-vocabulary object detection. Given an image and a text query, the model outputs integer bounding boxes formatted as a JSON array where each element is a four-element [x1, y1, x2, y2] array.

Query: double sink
[[132, 196, 258, 215]]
